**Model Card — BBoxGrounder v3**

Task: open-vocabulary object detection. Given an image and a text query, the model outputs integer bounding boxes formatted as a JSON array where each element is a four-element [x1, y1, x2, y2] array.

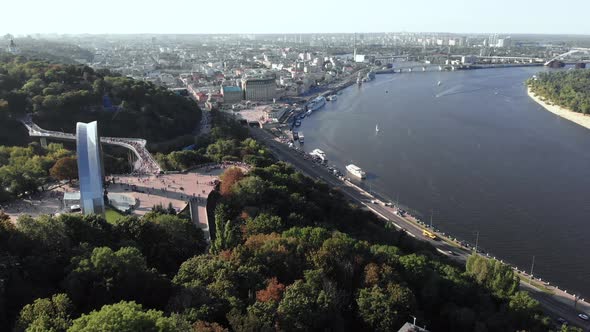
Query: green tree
[[356, 283, 416, 332], [466, 254, 519, 298], [244, 213, 284, 235], [68, 301, 187, 332], [277, 270, 342, 331], [133, 213, 207, 275], [16, 293, 73, 332], [64, 247, 171, 312], [210, 204, 241, 254]]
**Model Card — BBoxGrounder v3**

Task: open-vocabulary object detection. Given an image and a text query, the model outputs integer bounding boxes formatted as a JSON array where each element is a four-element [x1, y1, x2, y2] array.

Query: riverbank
[[253, 126, 590, 328], [527, 87, 590, 130]]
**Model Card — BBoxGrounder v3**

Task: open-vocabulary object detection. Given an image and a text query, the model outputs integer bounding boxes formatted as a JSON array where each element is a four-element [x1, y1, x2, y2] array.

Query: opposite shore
[[527, 87, 590, 130]]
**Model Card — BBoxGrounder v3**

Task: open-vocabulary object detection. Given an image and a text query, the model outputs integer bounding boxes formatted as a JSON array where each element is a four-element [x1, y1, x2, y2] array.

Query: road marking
[[364, 205, 389, 221], [406, 232, 416, 238]]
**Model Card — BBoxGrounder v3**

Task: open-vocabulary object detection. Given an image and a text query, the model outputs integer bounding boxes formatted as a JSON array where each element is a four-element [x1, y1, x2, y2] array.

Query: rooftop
[[223, 86, 242, 92]]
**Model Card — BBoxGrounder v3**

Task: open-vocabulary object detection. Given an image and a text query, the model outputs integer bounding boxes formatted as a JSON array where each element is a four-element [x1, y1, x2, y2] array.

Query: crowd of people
[[106, 169, 221, 217], [0, 190, 65, 221], [103, 137, 161, 174], [197, 160, 251, 173]]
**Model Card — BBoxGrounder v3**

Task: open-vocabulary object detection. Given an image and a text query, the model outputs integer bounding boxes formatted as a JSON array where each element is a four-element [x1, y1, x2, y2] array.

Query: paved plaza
[[2, 165, 242, 227]]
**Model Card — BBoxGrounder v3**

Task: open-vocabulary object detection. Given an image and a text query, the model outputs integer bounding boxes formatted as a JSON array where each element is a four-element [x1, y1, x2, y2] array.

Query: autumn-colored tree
[[363, 263, 380, 287], [49, 156, 78, 183], [219, 167, 244, 196], [256, 278, 286, 303], [0, 211, 11, 225]]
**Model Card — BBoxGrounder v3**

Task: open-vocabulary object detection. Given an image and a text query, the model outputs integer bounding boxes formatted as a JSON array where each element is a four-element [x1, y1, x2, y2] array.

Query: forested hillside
[[528, 70, 590, 114], [0, 55, 200, 146], [1, 143, 563, 331]]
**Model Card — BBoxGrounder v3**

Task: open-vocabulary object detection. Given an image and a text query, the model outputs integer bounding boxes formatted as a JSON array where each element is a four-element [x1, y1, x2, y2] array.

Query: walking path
[[21, 119, 161, 174]]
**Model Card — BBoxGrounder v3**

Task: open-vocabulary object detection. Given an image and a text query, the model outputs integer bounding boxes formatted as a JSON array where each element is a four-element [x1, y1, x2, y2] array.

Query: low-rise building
[[221, 86, 243, 104]]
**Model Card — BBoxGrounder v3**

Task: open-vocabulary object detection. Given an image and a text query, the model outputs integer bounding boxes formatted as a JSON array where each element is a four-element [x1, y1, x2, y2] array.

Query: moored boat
[[346, 164, 366, 179]]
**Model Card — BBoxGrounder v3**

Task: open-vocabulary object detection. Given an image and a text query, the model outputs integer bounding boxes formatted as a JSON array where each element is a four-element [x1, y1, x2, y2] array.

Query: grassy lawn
[[105, 207, 124, 224]]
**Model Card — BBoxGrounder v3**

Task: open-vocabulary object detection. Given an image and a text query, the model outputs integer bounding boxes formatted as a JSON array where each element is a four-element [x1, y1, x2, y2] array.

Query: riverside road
[[250, 126, 590, 330]]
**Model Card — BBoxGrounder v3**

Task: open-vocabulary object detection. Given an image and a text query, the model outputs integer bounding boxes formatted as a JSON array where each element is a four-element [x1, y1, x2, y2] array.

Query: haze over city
[[2, 0, 590, 35]]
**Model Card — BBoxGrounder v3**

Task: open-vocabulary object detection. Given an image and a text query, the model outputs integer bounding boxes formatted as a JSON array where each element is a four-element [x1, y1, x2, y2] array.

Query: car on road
[[556, 317, 568, 326], [578, 313, 589, 321], [370, 200, 377, 204], [447, 250, 455, 256], [384, 202, 393, 207]]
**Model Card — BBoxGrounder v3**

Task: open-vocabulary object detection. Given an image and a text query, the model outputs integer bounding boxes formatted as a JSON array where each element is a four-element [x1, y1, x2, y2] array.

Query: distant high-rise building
[[76, 121, 105, 215], [7, 39, 19, 54], [497, 36, 511, 48], [488, 34, 499, 47]]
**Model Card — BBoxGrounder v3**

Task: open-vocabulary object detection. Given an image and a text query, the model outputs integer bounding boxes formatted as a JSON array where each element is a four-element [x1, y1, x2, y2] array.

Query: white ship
[[310, 149, 327, 162], [346, 164, 366, 179], [437, 81, 442, 86], [375, 124, 379, 132], [308, 96, 326, 111]]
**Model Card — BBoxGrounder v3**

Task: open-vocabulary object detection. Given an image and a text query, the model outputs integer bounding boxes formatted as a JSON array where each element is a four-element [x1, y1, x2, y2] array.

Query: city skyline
[[2, 0, 590, 35]]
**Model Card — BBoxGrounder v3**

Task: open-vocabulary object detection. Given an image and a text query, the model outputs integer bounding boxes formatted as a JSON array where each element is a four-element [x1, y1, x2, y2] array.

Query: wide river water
[[298, 66, 590, 298]]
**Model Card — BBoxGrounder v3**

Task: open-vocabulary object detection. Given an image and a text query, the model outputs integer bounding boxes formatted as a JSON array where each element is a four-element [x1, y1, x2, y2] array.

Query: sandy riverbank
[[527, 87, 590, 130]]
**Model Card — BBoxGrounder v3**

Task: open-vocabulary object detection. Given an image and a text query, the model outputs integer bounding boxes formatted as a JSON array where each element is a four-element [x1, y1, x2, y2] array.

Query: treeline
[[528, 70, 590, 114], [0, 55, 201, 145]]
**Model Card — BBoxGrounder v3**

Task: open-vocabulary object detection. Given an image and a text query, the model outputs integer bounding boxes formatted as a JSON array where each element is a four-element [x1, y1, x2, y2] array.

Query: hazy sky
[[2, 0, 589, 35]]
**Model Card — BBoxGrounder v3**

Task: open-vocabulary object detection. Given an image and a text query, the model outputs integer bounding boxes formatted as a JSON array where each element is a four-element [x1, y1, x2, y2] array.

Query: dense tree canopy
[[528, 69, 590, 114], [15, 293, 73, 332], [0, 55, 201, 144], [69, 301, 187, 332], [0, 143, 71, 201]]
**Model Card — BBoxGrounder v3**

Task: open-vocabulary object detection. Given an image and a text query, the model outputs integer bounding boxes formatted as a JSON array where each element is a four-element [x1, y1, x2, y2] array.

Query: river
[[298, 66, 590, 298]]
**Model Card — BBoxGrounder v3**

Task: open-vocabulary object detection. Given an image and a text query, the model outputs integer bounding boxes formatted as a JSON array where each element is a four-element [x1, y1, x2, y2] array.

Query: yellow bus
[[422, 229, 437, 240]]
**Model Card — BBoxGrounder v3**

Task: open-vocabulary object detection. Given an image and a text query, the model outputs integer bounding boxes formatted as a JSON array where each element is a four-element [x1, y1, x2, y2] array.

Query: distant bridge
[[544, 48, 590, 66], [21, 119, 161, 174]]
